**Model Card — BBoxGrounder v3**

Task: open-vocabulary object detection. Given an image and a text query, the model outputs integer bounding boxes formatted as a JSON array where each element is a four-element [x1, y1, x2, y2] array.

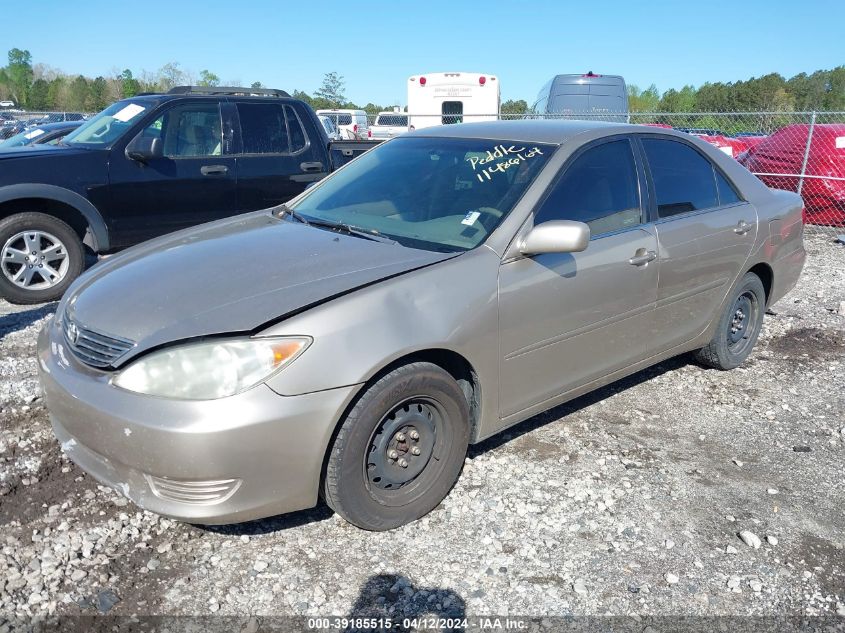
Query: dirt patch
[[511, 434, 566, 460], [796, 535, 845, 597], [0, 442, 82, 525], [764, 327, 845, 361]]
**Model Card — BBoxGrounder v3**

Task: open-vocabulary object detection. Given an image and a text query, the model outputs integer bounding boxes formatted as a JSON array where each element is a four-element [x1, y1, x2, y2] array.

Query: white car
[[370, 111, 409, 140], [315, 109, 369, 140]]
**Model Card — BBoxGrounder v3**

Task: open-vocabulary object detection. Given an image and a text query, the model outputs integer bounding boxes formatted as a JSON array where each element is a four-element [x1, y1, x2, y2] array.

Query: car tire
[[694, 272, 766, 370], [322, 362, 470, 531], [0, 212, 85, 305]]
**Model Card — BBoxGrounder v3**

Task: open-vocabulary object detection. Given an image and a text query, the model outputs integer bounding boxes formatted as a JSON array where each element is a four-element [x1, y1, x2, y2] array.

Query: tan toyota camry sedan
[[38, 120, 805, 530]]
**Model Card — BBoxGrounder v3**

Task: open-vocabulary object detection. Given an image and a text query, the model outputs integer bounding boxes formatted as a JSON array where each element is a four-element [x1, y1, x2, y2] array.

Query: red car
[[738, 124, 845, 224]]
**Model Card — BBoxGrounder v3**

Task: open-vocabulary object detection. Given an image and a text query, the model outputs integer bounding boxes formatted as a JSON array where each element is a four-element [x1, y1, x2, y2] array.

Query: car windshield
[[0, 127, 46, 147], [289, 136, 554, 252], [63, 100, 151, 147]]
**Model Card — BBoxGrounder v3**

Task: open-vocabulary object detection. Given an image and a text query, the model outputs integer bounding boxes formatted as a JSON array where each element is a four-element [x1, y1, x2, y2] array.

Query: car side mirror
[[125, 135, 163, 162], [519, 220, 590, 255]]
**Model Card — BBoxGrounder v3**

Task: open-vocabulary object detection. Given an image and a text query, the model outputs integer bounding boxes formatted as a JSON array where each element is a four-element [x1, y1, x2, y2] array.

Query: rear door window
[[641, 138, 718, 218], [535, 138, 642, 235], [237, 103, 309, 154]]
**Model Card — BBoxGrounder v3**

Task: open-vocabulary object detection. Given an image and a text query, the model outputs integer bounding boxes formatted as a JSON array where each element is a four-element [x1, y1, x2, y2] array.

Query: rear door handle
[[629, 250, 657, 266], [300, 161, 324, 173], [200, 165, 228, 176], [734, 220, 753, 235]]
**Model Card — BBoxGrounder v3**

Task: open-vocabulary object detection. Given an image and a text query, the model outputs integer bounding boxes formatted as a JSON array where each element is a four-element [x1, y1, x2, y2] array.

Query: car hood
[[0, 144, 89, 157], [63, 212, 457, 365]]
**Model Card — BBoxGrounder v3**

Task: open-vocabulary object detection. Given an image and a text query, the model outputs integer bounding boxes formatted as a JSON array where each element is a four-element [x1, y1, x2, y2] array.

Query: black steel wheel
[[694, 272, 765, 370], [323, 362, 470, 530]]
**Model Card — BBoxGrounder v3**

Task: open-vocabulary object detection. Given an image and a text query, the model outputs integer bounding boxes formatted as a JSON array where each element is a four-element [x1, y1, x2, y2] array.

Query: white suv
[[315, 109, 369, 140]]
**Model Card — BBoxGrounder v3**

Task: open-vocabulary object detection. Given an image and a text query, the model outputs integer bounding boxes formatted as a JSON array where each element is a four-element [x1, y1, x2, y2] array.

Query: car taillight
[[368, 129, 372, 138], [353, 124, 358, 133], [420, 76, 427, 86], [479, 76, 486, 86]]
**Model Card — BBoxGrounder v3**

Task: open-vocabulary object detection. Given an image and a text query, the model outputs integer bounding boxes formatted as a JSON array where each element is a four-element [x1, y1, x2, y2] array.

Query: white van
[[407, 72, 500, 130], [315, 109, 370, 140]]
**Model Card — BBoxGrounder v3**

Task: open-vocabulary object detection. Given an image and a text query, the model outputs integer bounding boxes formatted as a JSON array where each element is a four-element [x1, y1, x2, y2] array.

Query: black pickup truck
[[0, 86, 379, 303]]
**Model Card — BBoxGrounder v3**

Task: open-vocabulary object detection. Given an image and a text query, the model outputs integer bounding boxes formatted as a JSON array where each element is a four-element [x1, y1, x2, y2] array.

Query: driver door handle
[[200, 165, 228, 176], [629, 250, 657, 266], [734, 220, 753, 235], [300, 161, 324, 173]]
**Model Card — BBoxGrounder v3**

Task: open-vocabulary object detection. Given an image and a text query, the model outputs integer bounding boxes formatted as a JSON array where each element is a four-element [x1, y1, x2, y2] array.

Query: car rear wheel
[[0, 213, 84, 305], [694, 272, 766, 370], [322, 362, 470, 531]]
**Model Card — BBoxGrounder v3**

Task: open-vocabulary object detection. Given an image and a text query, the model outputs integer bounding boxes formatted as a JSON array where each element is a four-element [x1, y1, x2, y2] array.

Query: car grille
[[62, 315, 135, 369]]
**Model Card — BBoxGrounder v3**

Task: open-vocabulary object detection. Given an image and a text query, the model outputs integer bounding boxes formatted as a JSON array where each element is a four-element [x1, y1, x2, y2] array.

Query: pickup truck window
[[237, 103, 307, 155], [140, 104, 223, 157], [64, 100, 151, 147], [376, 114, 409, 127], [290, 137, 554, 252]]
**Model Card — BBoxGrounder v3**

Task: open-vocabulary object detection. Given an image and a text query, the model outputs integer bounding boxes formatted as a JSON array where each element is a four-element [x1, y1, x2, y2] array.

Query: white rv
[[407, 72, 500, 130]]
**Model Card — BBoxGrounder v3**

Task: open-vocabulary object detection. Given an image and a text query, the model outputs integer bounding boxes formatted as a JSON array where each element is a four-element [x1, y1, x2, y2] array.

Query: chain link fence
[[367, 111, 845, 235], [4, 108, 843, 235]]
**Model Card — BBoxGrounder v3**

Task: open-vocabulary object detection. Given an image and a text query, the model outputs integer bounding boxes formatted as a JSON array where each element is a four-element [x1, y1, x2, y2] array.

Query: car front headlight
[[112, 336, 311, 400]]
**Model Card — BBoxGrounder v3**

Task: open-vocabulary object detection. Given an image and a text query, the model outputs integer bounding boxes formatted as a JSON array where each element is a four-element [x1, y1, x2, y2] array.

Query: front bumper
[[37, 320, 359, 524]]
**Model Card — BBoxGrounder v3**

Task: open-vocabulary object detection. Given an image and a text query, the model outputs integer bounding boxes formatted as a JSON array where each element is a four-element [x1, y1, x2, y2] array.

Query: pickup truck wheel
[[694, 272, 765, 370], [322, 362, 470, 531], [0, 213, 84, 305]]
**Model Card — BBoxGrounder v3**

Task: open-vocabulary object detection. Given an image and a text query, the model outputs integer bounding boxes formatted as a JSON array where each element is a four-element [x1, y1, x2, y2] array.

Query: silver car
[[38, 121, 805, 531]]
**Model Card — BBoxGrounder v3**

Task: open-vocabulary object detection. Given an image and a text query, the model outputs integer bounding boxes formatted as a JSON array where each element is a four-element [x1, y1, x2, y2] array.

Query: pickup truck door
[[233, 102, 327, 210], [106, 101, 237, 248]]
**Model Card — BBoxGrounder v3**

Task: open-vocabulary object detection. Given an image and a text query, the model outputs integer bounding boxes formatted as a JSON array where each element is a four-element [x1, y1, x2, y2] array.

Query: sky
[[6, 0, 844, 107]]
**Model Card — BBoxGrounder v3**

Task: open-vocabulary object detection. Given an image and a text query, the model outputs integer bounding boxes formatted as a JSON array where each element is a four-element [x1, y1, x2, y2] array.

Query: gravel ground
[[0, 232, 843, 623]]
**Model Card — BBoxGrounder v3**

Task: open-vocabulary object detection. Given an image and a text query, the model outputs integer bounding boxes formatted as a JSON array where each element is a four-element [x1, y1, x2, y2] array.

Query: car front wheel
[[0, 212, 84, 304], [694, 272, 766, 370], [322, 362, 470, 531]]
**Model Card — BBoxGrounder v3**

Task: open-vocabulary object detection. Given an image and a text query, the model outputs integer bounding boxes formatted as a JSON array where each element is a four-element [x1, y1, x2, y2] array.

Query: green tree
[[120, 69, 141, 98], [500, 99, 528, 115], [198, 70, 220, 87], [628, 84, 660, 112], [89, 76, 108, 111], [67, 75, 90, 111], [313, 72, 345, 107], [28, 78, 50, 110], [251, 81, 263, 90], [4, 48, 34, 107], [361, 102, 385, 115], [47, 77, 65, 110], [822, 66, 845, 111]]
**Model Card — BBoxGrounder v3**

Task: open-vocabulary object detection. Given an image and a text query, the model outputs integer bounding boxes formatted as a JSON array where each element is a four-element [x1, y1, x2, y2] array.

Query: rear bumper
[[37, 320, 359, 524]]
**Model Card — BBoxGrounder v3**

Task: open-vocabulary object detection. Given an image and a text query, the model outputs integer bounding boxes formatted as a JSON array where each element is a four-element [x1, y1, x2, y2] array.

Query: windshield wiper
[[307, 218, 399, 245], [277, 205, 398, 245]]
